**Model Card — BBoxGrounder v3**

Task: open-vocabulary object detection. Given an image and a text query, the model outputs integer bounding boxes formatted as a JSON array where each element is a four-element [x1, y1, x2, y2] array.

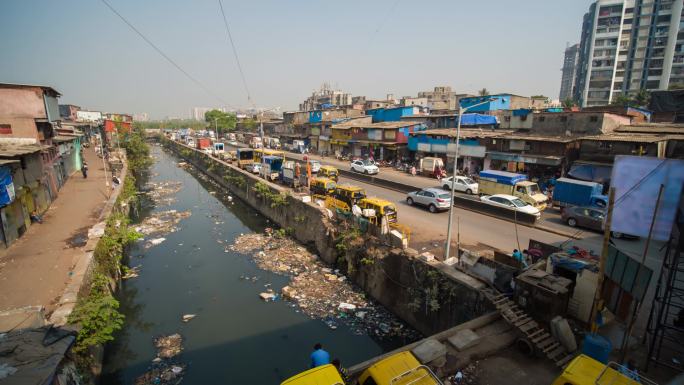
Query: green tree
[[669, 83, 684, 90], [562, 98, 577, 108], [244, 118, 257, 131], [205, 109, 237, 133], [633, 89, 650, 107], [478, 88, 490, 96], [610, 94, 631, 107]]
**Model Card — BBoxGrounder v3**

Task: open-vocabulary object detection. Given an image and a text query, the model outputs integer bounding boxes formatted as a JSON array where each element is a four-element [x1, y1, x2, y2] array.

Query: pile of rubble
[[136, 210, 191, 236], [230, 232, 420, 341], [145, 181, 183, 206], [445, 362, 478, 385], [135, 334, 186, 385]]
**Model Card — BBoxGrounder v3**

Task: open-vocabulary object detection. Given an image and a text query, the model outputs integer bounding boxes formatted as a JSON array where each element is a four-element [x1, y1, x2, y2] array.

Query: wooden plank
[[519, 321, 539, 333], [542, 342, 561, 354], [556, 354, 575, 367], [547, 346, 566, 359], [535, 337, 555, 348], [531, 333, 551, 344], [526, 328, 545, 338]]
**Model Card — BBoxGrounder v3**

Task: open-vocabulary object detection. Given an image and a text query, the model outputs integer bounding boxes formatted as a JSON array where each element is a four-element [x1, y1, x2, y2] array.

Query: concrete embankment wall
[[162, 139, 493, 336]]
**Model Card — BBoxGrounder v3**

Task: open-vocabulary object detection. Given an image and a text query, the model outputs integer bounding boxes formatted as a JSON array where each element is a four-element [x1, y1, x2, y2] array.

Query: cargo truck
[[552, 178, 607, 209], [260, 155, 283, 181], [478, 170, 548, 210], [280, 161, 298, 187], [195, 137, 212, 150]]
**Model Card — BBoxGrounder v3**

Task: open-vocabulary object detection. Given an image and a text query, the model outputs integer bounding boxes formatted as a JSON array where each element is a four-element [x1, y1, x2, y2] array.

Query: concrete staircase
[[482, 289, 576, 368]]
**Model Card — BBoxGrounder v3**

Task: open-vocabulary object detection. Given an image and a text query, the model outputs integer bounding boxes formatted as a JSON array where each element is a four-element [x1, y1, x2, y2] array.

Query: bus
[[253, 149, 286, 163]]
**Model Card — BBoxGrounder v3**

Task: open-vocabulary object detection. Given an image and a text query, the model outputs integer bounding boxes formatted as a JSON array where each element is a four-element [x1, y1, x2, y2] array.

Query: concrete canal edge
[[162, 138, 495, 337]]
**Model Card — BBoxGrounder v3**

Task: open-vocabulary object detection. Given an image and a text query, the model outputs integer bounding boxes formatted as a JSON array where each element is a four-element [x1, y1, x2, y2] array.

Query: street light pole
[[444, 98, 496, 260]]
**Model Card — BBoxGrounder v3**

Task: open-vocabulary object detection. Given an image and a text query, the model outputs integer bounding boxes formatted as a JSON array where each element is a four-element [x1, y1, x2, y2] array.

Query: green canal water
[[101, 145, 413, 385]]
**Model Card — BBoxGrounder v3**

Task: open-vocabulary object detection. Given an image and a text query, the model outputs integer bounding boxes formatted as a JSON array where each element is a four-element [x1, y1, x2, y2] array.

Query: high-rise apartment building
[[575, 0, 684, 107], [190, 107, 225, 121], [560, 44, 580, 101]]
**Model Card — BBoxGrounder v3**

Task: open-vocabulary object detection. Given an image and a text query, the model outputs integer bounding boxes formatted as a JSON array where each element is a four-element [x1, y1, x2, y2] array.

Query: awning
[[330, 139, 348, 145], [567, 161, 613, 183], [487, 151, 564, 166]]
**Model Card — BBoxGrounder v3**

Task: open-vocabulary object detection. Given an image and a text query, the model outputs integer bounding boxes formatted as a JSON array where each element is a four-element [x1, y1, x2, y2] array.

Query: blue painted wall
[[308, 110, 323, 123], [408, 134, 479, 152], [366, 106, 415, 122], [459, 94, 512, 112]]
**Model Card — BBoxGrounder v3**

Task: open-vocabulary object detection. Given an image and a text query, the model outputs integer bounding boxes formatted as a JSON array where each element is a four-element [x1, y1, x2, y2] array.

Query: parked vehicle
[[441, 175, 479, 194], [318, 165, 338, 181], [250, 136, 262, 149], [351, 159, 379, 175], [280, 161, 298, 187], [264, 137, 281, 149], [309, 160, 321, 173], [480, 194, 541, 219], [560, 206, 636, 238], [254, 149, 285, 163], [195, 137, 212, 150], [418, 157, 445, 177], [280, 364, 344, 385], [478, 170, 548, 210], [551, 354, 648, 385], [553, 178, 607, 209], [289, 140, 307, 153], [237, 148, 254, 169], [260, 155, 283, 181], [227, 133, 237, 142], [358, 351, 442, 385], [249, 162, 261, 174], [406, 188, 451, 213], [213, 142, 225, 155], [358, 197, 397, 225], [310, 177, 336, 197]]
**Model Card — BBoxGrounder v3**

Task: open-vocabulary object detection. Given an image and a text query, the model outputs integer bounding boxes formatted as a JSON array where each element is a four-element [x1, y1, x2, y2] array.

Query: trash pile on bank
[[230, 232, 421, 341], [145, 181, 183, 206], [135, 334, 186, 385]]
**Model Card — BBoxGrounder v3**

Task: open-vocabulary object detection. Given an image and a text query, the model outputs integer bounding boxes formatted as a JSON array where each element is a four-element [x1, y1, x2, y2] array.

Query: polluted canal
[[102, 145, 419, 385]]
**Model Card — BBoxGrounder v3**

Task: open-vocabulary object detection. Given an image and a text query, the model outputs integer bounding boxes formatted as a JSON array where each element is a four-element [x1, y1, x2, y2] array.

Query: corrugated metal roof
[[580, 134, 679, 143], [614, 123, 684, 134], [0, 143, 48, 157], [410, 128, 512, 138], [332, 120, 423, 129], [0, 159, 20, 165], [53, 135, 78, 143]]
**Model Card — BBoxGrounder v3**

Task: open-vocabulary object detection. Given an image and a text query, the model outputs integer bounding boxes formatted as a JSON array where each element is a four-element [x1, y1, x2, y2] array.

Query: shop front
[[485, 151, 564, 181]]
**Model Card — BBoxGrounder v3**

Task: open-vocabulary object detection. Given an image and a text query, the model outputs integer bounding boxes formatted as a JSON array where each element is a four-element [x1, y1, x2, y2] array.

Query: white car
[[480, 194, 541, 218], [351, 159, 379, 175], [441, 176, 479, 195], [309, 160, 321, 173], [249, 163, 262, 174]]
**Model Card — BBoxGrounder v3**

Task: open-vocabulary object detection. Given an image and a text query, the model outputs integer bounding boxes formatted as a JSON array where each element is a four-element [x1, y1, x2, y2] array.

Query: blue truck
[[552, 178, 607, 209]]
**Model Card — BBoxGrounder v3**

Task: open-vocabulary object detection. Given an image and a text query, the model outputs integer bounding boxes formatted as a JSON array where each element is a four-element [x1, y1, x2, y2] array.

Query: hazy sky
[[1, 0, 591, 119]]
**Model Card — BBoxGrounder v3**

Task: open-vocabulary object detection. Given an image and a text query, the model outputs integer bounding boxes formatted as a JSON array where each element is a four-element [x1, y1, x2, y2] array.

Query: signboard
[[417, 143, 431, 152], [611, 156, 684, 241], [0, 124, 11, 134], [455, 144, 486, 158]]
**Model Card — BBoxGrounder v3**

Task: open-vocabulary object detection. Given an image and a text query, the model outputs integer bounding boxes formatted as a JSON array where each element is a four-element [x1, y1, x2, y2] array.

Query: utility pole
[[590, 188, 615, 333]]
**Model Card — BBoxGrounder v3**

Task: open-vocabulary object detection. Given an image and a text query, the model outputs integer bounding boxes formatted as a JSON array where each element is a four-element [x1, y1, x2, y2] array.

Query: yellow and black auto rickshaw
[[310, 177, 337, 199], [358, 197, 398, 225], [318, 165, 339, 182], [327, 184, 366, 212]]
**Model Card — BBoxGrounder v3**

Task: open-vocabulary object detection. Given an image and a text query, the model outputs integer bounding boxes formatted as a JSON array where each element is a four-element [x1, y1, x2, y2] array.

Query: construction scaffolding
[[645, 204, 684, 373]]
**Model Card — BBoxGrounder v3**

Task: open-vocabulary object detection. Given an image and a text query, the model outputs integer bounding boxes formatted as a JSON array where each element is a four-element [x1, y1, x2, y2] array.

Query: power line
[[218, 0, 252, 106], [99, 0, 229, 106]]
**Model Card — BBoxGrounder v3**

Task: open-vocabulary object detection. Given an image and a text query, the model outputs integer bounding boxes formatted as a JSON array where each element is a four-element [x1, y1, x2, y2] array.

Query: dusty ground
[[0, 147, 110, 315], [461, 347, 559, 385]]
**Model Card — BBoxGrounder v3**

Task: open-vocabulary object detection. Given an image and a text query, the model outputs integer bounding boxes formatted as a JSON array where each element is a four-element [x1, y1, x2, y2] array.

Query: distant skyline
[[0, 0, 592, 119]]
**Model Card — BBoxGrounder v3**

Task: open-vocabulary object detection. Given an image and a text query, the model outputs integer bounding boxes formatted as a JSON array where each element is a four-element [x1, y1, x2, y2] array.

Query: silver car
[[406, 188, 452, 213]]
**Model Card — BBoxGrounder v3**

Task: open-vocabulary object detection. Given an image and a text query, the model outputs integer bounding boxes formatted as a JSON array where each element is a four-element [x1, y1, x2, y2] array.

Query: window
[[516, 186, 526, 194], [590, 116, 599, 122], [560, 116, 568, 122], [539, 116, 546, 122], [504, 116, 511, 122], [599, 141, 613, 149], [385, 130, 396, 140]]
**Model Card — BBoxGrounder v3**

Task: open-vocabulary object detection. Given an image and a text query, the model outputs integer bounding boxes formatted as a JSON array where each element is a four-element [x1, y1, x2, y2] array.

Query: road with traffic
[[223, 142, 656, 259]]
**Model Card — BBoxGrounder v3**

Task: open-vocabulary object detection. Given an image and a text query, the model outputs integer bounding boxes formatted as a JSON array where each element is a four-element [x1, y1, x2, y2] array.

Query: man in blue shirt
[[310, 343, 330, 368]]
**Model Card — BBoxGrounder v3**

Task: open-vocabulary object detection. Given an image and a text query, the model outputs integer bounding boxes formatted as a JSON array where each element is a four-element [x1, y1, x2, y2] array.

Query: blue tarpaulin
[[512, 109, 532, 116], [0, 166, 15, 207], [568, 162, 612, 184], [458, 113, 497, 126]]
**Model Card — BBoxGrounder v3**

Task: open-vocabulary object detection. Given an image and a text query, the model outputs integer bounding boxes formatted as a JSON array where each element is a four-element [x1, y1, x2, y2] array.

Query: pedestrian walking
[[310, 343, 330, 368], [81, 162, 88, 178]]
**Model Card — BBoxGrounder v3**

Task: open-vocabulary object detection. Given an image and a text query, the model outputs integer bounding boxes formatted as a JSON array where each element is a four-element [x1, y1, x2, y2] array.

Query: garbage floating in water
[[136, 210, 192, 237], [144, 237, 166, 249], [144, 180, 183, 206], [154, 333, 183, 359], [181, 314, 196, 323], [230, 232, 421, 341], [134, 363, 186, 385], [122, 265, 141, 280]]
